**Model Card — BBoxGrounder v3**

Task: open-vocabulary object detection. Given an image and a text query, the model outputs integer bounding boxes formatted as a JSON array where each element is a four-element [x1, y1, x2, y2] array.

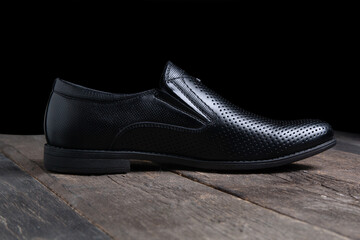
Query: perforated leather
[[45, 61, 334, 161]]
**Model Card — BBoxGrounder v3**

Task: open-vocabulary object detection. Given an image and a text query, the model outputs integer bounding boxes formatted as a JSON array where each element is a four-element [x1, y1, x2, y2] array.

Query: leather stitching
[[55, 80, 157, 101], [179, 77, 218, 119], [165, 63, 187, 82], [56, 80, 116, 99], [154, 95, 206, 125], [109, 122, 208, 149], [165, 77, 217, 120], [169, 80, 212, 121], [53, 89, 157, 103], [166, 76, 191, 82], [165, 63, 170, 81], [47, 140, 335, 163]]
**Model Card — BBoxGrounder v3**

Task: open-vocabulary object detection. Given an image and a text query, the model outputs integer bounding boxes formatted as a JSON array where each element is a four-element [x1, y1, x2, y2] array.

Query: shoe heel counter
[[44, 79, 79, 147], [44, 79, 59, 144], [44, 79, 118, 150], [43, 89, 53, 144]]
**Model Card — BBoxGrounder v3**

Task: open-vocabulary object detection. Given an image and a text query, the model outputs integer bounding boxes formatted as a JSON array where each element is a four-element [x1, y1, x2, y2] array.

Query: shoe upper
[[45, 61, 334, 161]]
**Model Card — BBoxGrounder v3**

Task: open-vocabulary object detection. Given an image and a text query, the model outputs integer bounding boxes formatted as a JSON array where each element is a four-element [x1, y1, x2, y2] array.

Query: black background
[[1, 1, 359, 134]]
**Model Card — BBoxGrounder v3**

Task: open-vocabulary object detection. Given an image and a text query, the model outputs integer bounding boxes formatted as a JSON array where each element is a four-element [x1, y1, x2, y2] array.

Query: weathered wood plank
[[335, 131, 360, 147], [313, 149, 360, 184], [0, 135, 45, 160], [0, 153, 110, 240], [334, 131, 360, 155], [0, 135, 347, 240], [172, 148, 360, 239]]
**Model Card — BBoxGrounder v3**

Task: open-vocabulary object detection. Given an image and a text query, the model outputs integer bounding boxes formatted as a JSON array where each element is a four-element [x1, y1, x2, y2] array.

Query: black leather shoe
[[44, 61, 336, 174]]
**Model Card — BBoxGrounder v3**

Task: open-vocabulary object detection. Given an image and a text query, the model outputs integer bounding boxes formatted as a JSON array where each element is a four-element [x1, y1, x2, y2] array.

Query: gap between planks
[[0, 140, 115, 240]]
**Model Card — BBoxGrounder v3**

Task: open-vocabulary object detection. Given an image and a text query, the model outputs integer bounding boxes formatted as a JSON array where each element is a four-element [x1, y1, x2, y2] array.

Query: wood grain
[[0, 153, 110, 240], [173, 148, 360, 239], [334, 131, 360, 155], [0, 134, 348, 240]]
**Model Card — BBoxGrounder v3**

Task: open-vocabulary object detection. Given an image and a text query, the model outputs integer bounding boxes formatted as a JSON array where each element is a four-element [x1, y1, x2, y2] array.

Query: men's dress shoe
[[44, 61, 336, 174]]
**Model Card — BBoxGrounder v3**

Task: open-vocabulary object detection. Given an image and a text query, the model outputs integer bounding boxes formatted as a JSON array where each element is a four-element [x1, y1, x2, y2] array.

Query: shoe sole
[[43, 139, 336, 174]]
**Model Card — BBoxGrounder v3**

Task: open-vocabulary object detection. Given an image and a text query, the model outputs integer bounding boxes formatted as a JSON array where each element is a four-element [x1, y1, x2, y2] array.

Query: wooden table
[[0, 132, 359, 240]]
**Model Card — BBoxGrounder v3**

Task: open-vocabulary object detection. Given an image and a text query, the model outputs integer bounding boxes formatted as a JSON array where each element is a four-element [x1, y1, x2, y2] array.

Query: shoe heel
[[44, 144, 130, 174]]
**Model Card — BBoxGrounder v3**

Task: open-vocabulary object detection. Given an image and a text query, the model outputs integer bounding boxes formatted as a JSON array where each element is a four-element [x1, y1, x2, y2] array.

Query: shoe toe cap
[[286, 119, 334, 154], [303, 120, 333, 144]]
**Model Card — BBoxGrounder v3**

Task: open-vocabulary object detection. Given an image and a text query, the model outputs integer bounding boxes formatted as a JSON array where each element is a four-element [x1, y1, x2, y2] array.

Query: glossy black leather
[[45, 61, 334, 161]]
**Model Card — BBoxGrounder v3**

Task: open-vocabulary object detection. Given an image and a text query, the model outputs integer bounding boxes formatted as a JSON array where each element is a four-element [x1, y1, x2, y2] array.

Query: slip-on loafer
[[44, 61, 336, 174]]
